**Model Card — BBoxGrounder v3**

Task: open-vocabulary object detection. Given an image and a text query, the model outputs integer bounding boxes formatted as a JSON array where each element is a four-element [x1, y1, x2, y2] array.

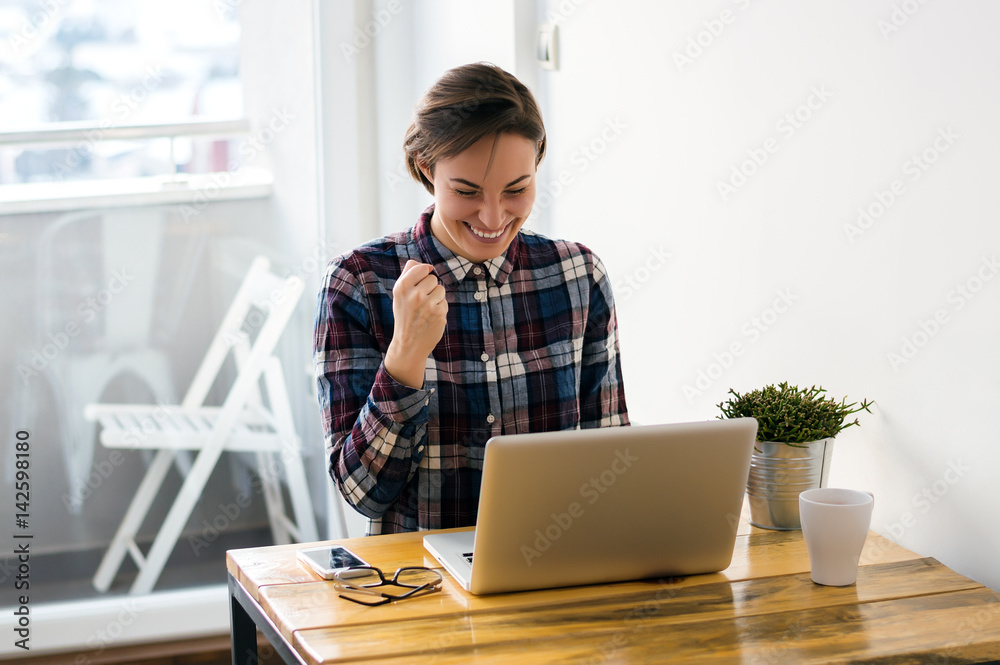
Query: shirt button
[[473, 266, 483, 276], [486, 414, 495, 424], [480, 352, 489, 362], [474, 291, 484, 301]]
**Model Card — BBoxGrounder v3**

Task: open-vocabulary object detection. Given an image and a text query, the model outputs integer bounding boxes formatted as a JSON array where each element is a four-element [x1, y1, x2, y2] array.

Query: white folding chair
[[84, 256, 318, 595]]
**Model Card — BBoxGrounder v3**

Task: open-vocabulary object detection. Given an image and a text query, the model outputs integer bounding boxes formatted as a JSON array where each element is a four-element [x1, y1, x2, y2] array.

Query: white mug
[[799, 488, 874, 586]]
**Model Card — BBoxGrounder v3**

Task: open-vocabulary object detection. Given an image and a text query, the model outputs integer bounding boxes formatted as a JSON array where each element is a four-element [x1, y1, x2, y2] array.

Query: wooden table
[[227, 516, 1000, 664]]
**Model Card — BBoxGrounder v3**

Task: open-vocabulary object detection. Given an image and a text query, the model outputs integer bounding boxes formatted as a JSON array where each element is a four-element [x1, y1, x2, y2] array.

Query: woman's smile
[[465, 221, 509, 242]]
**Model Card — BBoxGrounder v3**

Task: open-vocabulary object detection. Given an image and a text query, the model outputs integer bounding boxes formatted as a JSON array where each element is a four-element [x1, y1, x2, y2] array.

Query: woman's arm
[[578, 254, 630, 428], [314, 259, 435, 519]]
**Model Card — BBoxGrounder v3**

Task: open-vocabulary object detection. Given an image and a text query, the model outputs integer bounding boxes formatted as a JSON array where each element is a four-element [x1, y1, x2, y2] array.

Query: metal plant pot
[[746, 438, 834, 530]]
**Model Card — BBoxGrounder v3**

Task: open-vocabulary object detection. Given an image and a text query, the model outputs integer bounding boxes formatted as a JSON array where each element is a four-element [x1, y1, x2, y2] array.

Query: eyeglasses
[[333, 566, 443, 606]]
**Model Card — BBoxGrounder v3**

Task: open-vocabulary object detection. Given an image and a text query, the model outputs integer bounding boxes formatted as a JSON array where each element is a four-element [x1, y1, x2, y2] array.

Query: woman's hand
[[384, 260, 449, 389]]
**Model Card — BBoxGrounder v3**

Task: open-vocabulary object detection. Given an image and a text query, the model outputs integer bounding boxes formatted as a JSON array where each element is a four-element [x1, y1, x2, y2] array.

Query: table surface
[[227, 509, 1000, 664]]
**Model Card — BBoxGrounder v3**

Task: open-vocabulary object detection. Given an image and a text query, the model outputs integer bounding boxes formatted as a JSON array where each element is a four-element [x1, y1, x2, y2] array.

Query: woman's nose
[[478, 196, 504, 228]]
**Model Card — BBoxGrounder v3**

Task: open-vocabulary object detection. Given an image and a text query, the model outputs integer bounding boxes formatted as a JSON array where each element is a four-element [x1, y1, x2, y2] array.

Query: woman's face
[[423, 133, 538, 264]]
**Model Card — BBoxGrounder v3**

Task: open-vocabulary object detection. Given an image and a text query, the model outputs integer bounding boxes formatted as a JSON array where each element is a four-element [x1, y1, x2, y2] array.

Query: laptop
[[423, 418, 758, 595]]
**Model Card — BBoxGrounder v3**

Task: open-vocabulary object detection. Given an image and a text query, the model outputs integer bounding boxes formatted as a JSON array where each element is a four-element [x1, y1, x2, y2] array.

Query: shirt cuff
[[370, 362, 433, 425]]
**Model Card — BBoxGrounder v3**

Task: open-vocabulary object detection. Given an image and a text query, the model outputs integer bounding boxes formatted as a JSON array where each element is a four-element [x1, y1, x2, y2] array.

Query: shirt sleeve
[[313, 258, 431, 519], [579, 253, 630, 428]]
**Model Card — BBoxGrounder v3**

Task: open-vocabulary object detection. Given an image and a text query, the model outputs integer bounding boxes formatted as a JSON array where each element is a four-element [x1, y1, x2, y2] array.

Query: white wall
[[537, 0, 1000, 591]]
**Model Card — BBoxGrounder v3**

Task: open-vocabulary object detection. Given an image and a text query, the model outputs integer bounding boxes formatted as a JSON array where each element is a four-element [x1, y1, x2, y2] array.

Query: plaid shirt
[[314, 206, 629, 534]]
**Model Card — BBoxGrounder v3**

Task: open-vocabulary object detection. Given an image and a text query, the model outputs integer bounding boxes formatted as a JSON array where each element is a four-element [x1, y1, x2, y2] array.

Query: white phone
[[296, 545, 371, 579]]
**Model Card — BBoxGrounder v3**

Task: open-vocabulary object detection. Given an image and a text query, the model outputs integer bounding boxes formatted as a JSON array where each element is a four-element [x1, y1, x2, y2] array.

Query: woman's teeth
[[469, 224, 504, 239]]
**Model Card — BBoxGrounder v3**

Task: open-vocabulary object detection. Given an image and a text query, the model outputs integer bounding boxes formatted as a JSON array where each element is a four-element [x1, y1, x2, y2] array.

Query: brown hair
[[404, 62, 546, 194]]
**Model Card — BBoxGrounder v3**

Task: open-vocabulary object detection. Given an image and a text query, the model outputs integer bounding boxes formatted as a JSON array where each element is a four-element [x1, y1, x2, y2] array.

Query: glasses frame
[[333, 566, 443, 606]]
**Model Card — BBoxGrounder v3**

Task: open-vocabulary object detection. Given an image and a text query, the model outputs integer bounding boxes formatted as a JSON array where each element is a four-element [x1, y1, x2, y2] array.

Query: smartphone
[[296, 545, 371, 579]]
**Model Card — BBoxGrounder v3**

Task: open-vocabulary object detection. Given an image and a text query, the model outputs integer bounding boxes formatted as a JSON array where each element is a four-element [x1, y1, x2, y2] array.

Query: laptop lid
[[424, 418, 757, 595]]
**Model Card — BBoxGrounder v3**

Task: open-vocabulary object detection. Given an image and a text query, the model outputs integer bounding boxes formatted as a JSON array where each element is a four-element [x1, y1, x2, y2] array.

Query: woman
[[314, 62, 629, 535]]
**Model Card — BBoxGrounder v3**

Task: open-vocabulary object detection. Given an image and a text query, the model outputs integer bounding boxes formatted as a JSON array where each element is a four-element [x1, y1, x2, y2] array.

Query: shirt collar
[[414, 204, 519, 288]]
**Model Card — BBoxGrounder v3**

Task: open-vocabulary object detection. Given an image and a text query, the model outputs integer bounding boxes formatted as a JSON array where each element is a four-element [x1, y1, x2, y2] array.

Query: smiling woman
[[314, 62, 631, 537]]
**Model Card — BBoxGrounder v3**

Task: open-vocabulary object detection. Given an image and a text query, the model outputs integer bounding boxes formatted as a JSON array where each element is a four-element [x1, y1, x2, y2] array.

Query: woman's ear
[[417, 160, 433, 184]]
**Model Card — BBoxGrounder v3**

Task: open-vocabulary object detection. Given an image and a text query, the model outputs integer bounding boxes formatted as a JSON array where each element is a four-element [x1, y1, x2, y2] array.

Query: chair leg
[[130, 444, 225, 595], [261, 358, 318, 543], [255, 450, 291, 545], [326, 478, 349, 540], [283, 440, 319, 542], [93, 448, 175, 592]]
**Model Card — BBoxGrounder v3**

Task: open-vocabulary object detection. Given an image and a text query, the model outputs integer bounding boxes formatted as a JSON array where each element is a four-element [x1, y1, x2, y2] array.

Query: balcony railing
[[0, 118, 272, 215], [0, 118, 251, 148]]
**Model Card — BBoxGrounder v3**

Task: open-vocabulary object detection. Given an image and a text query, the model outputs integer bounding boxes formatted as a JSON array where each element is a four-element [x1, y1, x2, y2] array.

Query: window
[[0, 1, 329, 657], [0, 2, 290, 656], [0, 0, 242, 185]]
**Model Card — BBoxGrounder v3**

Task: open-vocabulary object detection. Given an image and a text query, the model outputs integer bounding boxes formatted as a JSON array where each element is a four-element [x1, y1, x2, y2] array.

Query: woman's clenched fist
[[384, 260, 448, 389]]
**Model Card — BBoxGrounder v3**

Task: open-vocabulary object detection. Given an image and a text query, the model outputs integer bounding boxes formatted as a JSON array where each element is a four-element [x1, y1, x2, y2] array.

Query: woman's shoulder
[[326, 228, 414, 276], [514, 229, 613, 289], [517, 228, 601, 265], [319, 230, 417, 301]]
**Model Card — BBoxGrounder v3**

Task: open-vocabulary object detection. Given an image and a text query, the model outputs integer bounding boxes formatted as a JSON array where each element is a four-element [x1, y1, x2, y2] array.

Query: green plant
[[718, 382, 873, 446]]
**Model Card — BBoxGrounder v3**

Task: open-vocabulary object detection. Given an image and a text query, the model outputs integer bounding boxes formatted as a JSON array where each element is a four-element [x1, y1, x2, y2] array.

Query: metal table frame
[[229, 572, 306, 665]]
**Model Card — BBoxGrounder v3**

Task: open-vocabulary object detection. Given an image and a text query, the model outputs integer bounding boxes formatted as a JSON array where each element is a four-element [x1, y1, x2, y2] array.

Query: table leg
[[230, 573, 258, 665], [229, 572, 308, 665]]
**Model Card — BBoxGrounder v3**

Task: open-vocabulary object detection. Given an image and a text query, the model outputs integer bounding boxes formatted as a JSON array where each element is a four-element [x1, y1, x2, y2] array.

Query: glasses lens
[[395, 568, 442, 588]]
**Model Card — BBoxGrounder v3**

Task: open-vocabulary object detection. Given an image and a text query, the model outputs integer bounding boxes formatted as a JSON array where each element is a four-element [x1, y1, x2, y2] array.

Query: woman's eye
[[455, 189, 478, 197], [506, 188, 527, 196]]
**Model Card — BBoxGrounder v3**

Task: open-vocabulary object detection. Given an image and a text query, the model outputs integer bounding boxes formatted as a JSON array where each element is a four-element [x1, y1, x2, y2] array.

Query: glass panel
[[0, 12, 333, 665], [0, 2, 325, 612], [0, 200, 318, 604]]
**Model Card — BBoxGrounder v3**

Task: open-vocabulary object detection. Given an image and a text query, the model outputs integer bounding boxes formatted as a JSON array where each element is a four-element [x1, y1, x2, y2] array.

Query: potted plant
[[718, 382, 873, 530]]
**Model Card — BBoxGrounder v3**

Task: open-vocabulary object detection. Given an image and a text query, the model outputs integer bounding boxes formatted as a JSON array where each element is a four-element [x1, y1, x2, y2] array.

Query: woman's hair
[[404, 62, 546, 194]]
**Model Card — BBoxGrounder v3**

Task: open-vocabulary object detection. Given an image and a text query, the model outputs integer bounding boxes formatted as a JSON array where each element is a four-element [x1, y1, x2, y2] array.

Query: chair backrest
[[181, 256, 304, 415], [35, 209, 167, 350]]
